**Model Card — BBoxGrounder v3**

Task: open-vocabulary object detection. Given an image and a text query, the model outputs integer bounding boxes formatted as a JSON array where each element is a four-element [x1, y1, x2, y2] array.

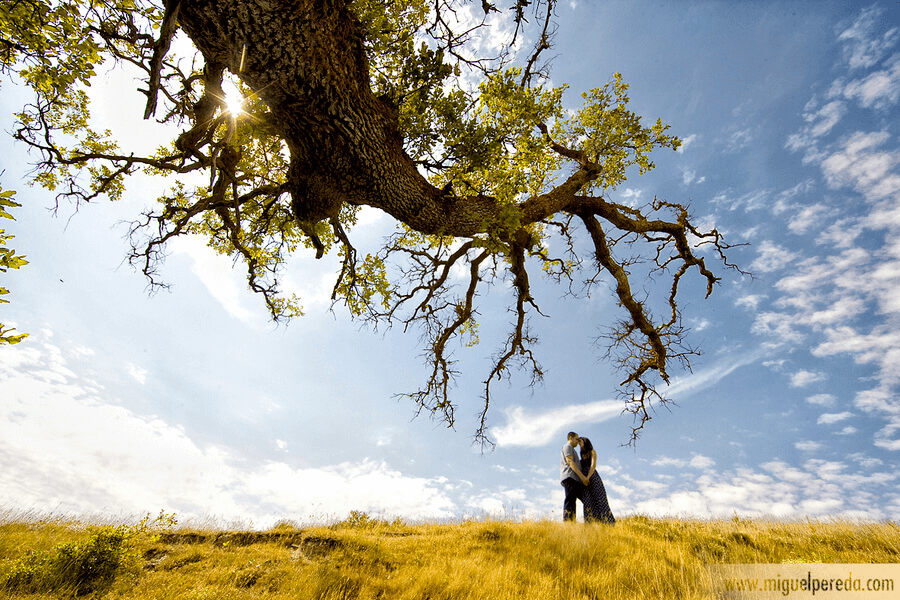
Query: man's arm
[[566, 455, 588, 483]]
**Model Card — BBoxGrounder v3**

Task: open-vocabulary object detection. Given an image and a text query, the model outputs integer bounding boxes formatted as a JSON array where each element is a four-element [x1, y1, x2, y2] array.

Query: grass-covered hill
[[1, 511, 898, 599]]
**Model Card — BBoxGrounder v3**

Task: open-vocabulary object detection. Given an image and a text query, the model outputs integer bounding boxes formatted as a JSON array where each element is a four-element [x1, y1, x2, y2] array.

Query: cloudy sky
[[2, 1, 900, 527]]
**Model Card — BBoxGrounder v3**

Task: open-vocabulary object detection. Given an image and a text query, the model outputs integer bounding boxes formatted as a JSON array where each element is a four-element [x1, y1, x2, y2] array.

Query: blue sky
[[2, 1, 900, 526]]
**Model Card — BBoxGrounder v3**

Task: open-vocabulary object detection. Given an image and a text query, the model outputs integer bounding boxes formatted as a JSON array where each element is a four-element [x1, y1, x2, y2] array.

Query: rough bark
[[176, 0, 503, 237]]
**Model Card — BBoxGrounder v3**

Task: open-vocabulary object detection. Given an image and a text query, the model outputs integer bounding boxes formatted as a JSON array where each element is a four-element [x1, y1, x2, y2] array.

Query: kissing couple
[[560, 431, 616, 523]]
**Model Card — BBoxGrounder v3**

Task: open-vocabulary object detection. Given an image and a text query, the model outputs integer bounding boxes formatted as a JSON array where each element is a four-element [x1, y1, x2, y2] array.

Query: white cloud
[[689, 454, 715, 469], [814, 325, 900, 369], [677, 134, 698, 153], [813, 326, 900, 447], [787, 203, 832, 235], [867, 379, 900, 403], [820, 131, 900, 201], [0, 338, 457, 526], [629, 463, 860, 519], [755, 155, 900, 454], [771, 258, 830, 298], [463, 487, 542, 519], [817, 411, 854, 425], [848, 453, 883, 468], [735, 294, 767, 311], [244, 459, 456, 523], [492, 400, 622, 448], [794, 440, 823, 452], [789, 370, 827, 388], [806, 393, 837, 406], [785, 100, 847, 163], [816, 217, 864, 248], [634, 490, 709, 517], [842, 56, 900, 110], [808, 100, 847, 138], [836, 6, 899, 70], [805, 295, 867, 327], [681, 168, 705, 185], [670, 352, 761, 395], [851, 386, 900, 450], [875, 434, 900, 451], [773, 179, 817, 215], [126, 362, 148, 385], [751, 312, 805, 344], [494, 352, 761, 448], [619, 188, 643, 205], [692, 318, 711, 331], [749, 240, 799, 273], [172, 236, 261, 325], [725, 128, 753, 152], [710, 188, 771, 212]]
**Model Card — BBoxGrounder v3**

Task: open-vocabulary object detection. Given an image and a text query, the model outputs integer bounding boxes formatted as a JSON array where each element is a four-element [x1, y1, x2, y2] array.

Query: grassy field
[[1, 510, 898, 599]]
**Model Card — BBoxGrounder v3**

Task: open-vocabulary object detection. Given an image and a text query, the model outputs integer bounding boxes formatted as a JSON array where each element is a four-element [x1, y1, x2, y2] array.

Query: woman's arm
[[588, 450, 597, 479]]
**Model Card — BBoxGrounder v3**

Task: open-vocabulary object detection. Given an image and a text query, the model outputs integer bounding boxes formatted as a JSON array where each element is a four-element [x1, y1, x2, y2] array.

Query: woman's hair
[[580, 436, 594, 458]]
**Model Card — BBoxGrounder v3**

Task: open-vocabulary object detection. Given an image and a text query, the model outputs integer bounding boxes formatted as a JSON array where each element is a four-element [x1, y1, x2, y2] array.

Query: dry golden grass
[[1, 511, 898, 599]]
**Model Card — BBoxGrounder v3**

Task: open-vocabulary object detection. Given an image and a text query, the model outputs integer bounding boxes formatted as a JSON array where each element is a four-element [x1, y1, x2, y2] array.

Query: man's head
[[567, 432, 580, 447]]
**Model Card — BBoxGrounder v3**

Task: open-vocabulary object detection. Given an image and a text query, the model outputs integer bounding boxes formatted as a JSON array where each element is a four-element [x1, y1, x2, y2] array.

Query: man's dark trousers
[[561, 478, 585, 521]]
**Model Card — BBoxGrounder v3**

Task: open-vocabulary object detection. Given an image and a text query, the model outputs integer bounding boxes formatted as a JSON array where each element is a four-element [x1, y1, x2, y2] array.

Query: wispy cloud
[[492, 401, 622, 448], [725, 128, 754, 152], [172, 236, 261, 325], [787, 203, 832, 235], [735, 294, 767, 311], [836, 5, 899, 70], [762, 13, 900, 451], [785, 100, 847, 162], [749, 240, 799, 273], [676, 133, 698, 153], [665, 351, 763, 398], [841, 56, 900, 110], [681, 168, 705, 186], [650, 454, 714, 469], [494, 352, 762, 448], [821, 131, 900, 201], [711, 188, 771, 212]]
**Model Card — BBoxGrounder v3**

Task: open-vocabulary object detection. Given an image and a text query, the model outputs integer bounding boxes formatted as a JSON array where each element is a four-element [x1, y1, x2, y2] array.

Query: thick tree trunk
[[176, 0, 504, 237]]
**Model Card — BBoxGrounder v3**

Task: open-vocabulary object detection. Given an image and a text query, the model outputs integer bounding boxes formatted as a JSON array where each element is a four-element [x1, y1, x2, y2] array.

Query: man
[[560, 431, 590, 521]]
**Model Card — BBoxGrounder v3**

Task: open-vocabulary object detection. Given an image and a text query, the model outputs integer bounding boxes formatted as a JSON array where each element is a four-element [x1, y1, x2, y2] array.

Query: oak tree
[[1, 0, 741, 444], [0, 182, 29, 345]]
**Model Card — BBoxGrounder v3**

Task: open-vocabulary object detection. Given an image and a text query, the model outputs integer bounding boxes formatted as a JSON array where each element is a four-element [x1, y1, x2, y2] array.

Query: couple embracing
[[560, 431, 616, 523]]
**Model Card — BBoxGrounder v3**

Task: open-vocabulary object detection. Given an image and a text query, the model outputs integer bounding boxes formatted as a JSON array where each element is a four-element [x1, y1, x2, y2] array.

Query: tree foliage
[[0, 0, 742, 444], [0, 181, 29, 345]]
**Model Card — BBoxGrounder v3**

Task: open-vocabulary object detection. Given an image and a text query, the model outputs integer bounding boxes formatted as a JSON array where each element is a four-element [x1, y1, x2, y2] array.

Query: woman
[[578, 436, 616, 524]]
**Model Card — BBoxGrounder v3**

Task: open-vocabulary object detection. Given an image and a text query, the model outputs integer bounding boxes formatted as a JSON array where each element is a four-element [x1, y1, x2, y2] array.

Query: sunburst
[[221, 79, 245, 116]]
